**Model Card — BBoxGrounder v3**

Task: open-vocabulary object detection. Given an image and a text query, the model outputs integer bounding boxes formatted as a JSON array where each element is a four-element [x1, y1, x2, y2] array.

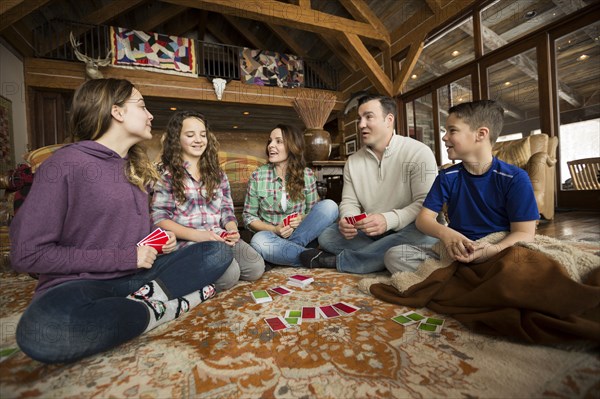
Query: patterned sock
[[129, 284, 217, 333], [127, 280, 169, 302]]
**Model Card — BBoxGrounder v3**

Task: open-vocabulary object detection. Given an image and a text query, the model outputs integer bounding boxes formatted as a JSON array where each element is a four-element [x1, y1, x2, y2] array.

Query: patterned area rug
[[0, 267, 599, 398]]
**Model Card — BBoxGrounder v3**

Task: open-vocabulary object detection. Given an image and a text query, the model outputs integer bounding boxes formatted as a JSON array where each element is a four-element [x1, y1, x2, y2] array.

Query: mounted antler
[[70, 31, 112, 80]]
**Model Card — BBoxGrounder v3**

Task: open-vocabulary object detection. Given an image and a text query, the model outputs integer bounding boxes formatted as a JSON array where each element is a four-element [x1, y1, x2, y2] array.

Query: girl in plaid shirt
[[151, 111, 265, 290], [243, 124, 338, 266]]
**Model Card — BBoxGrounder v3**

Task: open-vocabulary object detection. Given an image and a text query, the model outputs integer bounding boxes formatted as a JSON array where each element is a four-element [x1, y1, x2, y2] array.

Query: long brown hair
[[68, 78, 159, 191], [267, 124, 306, 202], [162, 111, 221, 204]]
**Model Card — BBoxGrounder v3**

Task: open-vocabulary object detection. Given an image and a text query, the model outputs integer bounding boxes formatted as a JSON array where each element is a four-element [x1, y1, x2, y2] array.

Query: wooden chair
[[567, 157, 600, 190]]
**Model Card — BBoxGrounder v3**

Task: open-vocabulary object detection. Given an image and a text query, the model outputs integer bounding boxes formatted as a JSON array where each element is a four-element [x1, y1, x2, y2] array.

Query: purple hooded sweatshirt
[[10, 141, 153, 296]]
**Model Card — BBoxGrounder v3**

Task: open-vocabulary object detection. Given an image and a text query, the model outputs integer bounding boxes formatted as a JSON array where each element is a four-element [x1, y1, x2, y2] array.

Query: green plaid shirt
[[243, 163, 318, 229]]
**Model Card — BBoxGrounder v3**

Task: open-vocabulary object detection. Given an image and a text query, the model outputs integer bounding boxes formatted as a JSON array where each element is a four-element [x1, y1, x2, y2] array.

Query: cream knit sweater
[[340, 134, 438, 231]]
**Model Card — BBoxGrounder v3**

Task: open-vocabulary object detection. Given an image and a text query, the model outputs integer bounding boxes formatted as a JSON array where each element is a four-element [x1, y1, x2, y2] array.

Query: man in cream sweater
[[300, 94, 438, 273]]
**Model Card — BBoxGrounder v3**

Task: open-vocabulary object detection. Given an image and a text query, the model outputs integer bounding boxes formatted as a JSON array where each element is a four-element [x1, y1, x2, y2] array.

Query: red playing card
[[354, 213, 367, 222], [289, 274, 312, 282], [137, 228, 164, 246], [270, 286, 292, 296], [145, 242, 165, 254], [319, 305, 341, 318], [219, 231, 229, 239], [264, 317, 289, 331], [301, 307, 317, 320], [332, 302, 359, 315]]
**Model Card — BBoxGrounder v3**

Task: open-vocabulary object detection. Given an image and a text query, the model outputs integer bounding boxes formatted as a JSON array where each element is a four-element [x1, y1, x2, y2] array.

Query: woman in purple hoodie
[[9, 78, 232, 364]]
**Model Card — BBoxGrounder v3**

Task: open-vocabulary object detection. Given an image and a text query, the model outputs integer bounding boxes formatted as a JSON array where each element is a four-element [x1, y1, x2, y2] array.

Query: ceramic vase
[[304, 128, 331, 162]]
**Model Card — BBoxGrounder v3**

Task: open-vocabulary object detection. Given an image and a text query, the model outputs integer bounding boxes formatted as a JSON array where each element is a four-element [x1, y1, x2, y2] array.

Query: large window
[[555, 21, 600, 190], [487, 47, 540, 135], [437, 76, 473, 166], [405, 18, 475, 92], [481, 0, 586, 53]]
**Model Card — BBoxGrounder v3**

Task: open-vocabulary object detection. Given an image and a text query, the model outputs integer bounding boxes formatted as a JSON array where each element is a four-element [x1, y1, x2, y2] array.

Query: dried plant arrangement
[[293, 91, 337, 129]]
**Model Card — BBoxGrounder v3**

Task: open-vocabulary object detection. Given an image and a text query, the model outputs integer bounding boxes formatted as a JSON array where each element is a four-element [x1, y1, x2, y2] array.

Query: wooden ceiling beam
[[338, 0, 388, 40], [37, 0, 146, 55], [268, 24, 338, 88], [222, 15, 266, 50], [1, 21, 35, 57], [424, 0, 442, 14], [137, 4, 187, 32], [0, 0, 52, 31], [160, 0, 390, 44], [319, 34, 357, 72], [392, 33, 426, 96], [339, 32, 392, 96]]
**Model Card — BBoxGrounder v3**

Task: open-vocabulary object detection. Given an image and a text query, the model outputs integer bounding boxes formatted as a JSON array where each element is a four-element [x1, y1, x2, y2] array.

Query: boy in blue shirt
[[385, 100, 539, 272]]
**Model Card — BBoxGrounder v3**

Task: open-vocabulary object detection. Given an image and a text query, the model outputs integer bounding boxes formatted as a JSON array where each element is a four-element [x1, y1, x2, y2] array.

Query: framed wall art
[[345, 139, 357, 155]]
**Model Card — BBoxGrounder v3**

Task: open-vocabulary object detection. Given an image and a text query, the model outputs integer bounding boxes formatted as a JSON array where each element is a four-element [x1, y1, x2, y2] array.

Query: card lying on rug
[[269, 286, 293, 296], [288, 274, 314, 288], [331, 302, 360, 315], [264, 316, 291, 332], [137, 228, 169, 253], [251, 290, 273, 304], [418, 317, 445, 333]]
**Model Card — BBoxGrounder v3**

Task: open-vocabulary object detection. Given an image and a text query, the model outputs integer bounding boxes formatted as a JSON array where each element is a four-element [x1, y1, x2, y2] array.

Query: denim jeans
[[318, 222, 437, 274], [250, 199, 338, 266], [16, 241, 232, 364]]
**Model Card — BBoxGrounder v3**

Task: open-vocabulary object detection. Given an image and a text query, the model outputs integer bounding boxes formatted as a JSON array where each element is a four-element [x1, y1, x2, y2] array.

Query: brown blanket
[[370, 247, 600, 344]]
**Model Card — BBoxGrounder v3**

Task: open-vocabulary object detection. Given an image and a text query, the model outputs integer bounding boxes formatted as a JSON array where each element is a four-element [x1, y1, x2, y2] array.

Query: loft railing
[[32, 19, 338, 91]]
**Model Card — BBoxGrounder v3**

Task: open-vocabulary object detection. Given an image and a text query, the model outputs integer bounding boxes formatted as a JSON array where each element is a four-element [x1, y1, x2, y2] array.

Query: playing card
[[269, 286, 293, 296], [283, 212, 299, 227], [331, 302, 360, 315], [391, 314, 418, 326], [137, 228, 166, 246], [318, 305, 341, 319], [417, 318, 444, 333], [264, 316, 290, 332], [344, 213, 367, 225], [301, 306, 318, 321], [219, 231, 229, 239], [285, 310, 302, 318], [287, 274, 314, 288], [284, 317, 302, 326], [251, 290, 273, 304], [403, 311, 426, 322]]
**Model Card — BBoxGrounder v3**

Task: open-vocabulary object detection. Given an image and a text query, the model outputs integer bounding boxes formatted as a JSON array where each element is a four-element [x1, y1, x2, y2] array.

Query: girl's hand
[[194, 230, 224, 242], [224, 230, 240, 245], [288, 214, 302, 229], [161, 231, 177, 254], [275, 223, 294, 238], [137, 245, 157, 269]]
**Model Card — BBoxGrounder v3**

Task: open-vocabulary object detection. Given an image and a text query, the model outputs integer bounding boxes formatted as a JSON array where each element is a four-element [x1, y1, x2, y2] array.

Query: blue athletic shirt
[[422, 157, 539, 240]]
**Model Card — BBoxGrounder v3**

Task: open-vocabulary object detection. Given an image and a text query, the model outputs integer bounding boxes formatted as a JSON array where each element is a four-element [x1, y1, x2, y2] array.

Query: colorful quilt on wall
[[240, 48, 303, 88], [110, 27, 197, 77]]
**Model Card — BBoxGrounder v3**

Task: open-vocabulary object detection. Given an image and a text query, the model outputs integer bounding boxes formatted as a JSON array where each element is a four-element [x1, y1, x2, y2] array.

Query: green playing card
[[391, 315, 414, 325], [405, 312, 425, 321], [285, 310, 302, 318], [418, 323, 439, 332], [425, 317, 444, 326], [285, 317, 302, 325], [253, 290, 269, 298]]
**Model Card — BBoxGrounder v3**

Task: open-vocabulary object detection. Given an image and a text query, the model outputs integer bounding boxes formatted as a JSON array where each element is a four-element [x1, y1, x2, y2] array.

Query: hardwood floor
[[537, 210, 600, 242]]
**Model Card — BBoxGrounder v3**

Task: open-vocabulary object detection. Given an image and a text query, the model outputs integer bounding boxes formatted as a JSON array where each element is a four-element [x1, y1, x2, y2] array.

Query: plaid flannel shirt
[[243, 163, 318, 229], [151, 165, 237, 249]]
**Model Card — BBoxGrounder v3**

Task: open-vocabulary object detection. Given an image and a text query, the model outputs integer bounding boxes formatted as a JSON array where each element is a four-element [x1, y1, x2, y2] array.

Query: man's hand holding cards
[[344, 213, 367, 226]]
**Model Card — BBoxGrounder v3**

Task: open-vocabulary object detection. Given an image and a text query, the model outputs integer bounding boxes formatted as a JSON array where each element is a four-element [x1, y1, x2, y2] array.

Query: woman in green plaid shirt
[[243, 124, 338, 266]]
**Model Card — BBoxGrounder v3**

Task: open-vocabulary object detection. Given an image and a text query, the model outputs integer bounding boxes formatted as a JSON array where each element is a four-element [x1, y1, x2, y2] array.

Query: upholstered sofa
[[492, 133, 558, 220], [1, 136, 266, 226]]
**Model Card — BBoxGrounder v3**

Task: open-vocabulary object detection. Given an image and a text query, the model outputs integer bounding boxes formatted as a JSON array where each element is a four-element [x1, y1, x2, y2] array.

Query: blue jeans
[[318, 222, 437, 274], [250, 199, 338, 266], [16, 241, 232, 364]]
